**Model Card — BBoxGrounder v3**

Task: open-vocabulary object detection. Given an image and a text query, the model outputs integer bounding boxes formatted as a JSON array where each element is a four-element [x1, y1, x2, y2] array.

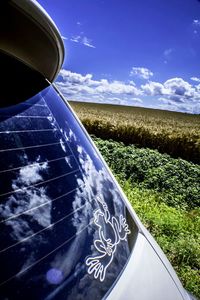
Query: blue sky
[[38, 0, 200, 113]]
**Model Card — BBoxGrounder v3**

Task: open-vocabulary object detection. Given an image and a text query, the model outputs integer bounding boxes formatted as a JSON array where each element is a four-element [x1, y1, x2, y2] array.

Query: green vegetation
[[70, 101, 200, 163], [92, 137, 200, 297], [93, 137, 200, 210], [120, 183, 200, 297]]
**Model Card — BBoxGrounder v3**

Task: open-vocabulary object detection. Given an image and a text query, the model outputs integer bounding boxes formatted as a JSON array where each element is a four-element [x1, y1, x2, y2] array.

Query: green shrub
[[94, 137, 200, 209]]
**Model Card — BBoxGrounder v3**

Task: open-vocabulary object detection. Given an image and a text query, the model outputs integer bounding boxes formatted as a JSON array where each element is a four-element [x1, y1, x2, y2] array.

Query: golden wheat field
[[69, 101, 200, 163]]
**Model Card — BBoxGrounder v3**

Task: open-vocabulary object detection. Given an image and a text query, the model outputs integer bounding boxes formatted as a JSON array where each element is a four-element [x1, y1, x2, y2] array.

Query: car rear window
[[0, 86, 138, 300]]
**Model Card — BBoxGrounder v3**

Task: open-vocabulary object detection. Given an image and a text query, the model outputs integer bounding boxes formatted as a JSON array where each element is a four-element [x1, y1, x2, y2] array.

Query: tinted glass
[[0, 86, 138, 300]]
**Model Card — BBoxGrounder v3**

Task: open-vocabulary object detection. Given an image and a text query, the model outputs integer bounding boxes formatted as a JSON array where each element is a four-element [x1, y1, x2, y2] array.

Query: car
[[0, 1, 197, 299]]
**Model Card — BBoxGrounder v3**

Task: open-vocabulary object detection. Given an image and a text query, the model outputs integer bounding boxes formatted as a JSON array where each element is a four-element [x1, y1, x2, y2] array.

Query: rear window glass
[[0, 86, 138, 300]]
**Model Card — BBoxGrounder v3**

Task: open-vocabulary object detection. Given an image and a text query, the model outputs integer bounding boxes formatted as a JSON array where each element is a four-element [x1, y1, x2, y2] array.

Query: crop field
[[70, 101, 200, 164], [70, 101, 200, 298]]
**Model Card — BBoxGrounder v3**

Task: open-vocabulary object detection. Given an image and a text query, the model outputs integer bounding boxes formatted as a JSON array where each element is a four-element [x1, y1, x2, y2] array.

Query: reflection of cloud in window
[[45, 126, 126, 299], [53, 127, 123, 275], [15, 161, 48, 186], [65, 156, 73, 168], [59, 138, 68, 152], [69, 129, 75, 140], [63, 127, 123, 233], [0, 160, 51, 242]]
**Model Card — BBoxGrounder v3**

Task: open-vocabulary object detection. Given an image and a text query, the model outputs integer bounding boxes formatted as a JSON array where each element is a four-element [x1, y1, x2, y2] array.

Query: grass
[[121, 182, 200, 297]]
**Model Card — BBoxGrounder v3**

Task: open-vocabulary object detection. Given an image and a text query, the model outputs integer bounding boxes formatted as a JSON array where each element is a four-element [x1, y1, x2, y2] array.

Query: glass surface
[[0, 86, 138, 300]]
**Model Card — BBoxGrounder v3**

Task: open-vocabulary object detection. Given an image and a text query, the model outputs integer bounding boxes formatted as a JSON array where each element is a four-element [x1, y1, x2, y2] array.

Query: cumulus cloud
[[56, 69, 200, 113], [17, 162, 48, 186], [142, 77, 200, 113], [141, 81, 167, 96], [191, 77, 200, 83], [58, 70, 93, 85], [164, 78, 194, 97], [0, 160, 51, 243], [95, 80, 140, 95], [130, 67, 153, 80], [196, 84, 200, 92], [56, 69, 142, 105], [142, 77, 197, 100]]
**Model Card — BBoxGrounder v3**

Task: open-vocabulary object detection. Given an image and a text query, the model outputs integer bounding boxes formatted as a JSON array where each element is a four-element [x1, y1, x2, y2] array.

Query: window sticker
[[86, 196, 131, 282]]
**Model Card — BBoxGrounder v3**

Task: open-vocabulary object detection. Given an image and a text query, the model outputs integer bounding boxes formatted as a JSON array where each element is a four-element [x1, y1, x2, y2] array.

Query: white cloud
[[158, 97, 172, 104], [70, 35, 81, 43], [56, 69, 200, 113], [192, 19, 200, 35], [141, 81, 167, 96], [159, 100, 200, 114], [130, 67, 153, 80], [129, 80, 136, 86], [70, 35, 95, 48], [142, 77, 197, 101], [132, 97, 143, 103], [61, 36, 68, 40], [56, 69, 141, 105], [82, 37, 95, 48], [17, 162, 48, 186], [191, 77, 200, 83], [164, 48, 173, 57], [196, 83, 200, 92], [0, 160, 51, 243], [164, 77, 194, 98], [95, 80, 140, 95], [58, 69, 93, 85], [163, 48, 173, 64], [193, 19, 200, 26], [143, 78, 200, 113]]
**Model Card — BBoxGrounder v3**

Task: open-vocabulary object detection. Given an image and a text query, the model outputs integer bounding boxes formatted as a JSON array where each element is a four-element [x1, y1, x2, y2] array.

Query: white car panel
[[107, 233, 184, 300]]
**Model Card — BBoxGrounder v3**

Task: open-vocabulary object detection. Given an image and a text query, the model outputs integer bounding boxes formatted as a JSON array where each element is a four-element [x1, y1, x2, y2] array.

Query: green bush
[[94, 137, 200, 209]]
